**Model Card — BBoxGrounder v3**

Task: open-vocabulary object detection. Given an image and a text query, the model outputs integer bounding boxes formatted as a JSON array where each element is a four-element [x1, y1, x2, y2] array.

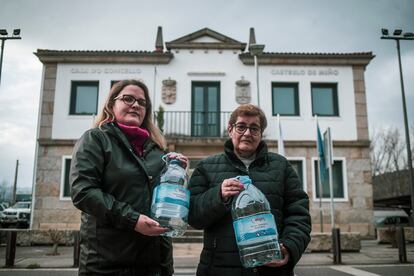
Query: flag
[[277, 114, 285, 156], [316, 116, 328, 193]]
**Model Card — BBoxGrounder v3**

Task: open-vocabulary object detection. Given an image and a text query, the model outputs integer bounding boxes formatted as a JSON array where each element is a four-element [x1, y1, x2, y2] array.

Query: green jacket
[[70, 123, 173, 276], [188, 140, 311, 276]]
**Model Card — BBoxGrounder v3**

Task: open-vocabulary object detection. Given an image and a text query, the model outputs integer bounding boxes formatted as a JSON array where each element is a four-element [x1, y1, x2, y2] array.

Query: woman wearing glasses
[[70, 79, 187, 275], [188, 104, 311, 276]]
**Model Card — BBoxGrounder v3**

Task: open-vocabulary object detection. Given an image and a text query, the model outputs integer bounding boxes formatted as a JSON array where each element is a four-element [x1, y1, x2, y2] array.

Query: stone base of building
[[306, 232, 361, 252], [0, 229, 78, 246], [2, 229, 363, 253], [376, 227, 414, 244]]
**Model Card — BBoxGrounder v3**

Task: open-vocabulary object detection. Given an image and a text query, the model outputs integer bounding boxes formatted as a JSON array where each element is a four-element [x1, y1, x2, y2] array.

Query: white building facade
[[33, 27, 374, 236]]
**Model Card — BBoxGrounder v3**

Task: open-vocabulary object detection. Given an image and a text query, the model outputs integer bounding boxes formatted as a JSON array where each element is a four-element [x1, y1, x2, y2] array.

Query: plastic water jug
[[151, 157, 189, 237], [232, 175, 282, 267]]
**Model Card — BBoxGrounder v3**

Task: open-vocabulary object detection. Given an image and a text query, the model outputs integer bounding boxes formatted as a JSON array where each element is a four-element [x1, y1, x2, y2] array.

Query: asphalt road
[[1, 264, 414, 276]]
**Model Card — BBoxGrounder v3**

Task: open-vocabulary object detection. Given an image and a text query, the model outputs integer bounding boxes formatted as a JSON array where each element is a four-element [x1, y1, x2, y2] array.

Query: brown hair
[[228, 104, 267, 133], [94, 79, 166, 149]]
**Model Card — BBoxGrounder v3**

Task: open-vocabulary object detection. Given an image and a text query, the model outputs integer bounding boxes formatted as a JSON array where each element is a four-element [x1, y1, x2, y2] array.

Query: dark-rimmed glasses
[[114, 94, 147, 108], [232, 123, 261, 136]]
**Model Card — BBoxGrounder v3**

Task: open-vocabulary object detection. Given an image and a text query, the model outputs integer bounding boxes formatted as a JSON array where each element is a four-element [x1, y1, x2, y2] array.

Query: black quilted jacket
[[70, 123, 173, 276], [188, 140, 311, 276]]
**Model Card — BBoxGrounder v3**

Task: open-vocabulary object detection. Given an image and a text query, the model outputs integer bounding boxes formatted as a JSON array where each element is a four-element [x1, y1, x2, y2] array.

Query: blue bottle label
[[233, 213, 278, 245], [153, 184, 190, 208]]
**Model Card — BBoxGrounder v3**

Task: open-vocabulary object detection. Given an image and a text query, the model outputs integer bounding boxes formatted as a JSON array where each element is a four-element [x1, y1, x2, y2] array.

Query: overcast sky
[[0, 0, 413, 190]]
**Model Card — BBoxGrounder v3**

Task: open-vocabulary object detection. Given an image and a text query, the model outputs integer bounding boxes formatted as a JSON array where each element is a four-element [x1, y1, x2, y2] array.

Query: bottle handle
[[162, 152, 184, 165]]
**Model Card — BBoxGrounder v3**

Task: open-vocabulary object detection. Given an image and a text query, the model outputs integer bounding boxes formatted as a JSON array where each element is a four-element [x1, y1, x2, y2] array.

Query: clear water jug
[[231, 175, 282, 268], [151, 157, 189, 237]]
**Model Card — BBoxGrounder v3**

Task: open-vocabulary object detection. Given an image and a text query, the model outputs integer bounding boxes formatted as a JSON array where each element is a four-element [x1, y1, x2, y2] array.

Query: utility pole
[[381, 28, 414, 222], [12, 159, 19, 205], [0, 28, 22, 86]]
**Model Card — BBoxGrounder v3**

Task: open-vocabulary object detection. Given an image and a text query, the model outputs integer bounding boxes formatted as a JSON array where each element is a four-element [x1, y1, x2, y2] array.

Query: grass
[[26, 263, 41, 269]]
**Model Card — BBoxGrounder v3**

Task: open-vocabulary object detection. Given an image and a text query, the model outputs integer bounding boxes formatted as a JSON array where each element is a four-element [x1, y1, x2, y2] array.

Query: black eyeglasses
[[232, 123, 261, 136], [114, 94, 147, 108]]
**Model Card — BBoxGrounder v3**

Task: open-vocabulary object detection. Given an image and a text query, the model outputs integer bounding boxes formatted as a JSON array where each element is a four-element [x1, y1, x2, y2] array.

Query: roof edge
[[34, 49, 174, 64], [239, 52, 375, 66]]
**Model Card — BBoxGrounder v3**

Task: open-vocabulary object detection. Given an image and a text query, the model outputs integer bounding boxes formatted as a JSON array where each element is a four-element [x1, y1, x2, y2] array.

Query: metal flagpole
[[277, 114, 285, 156], [316, 115, 324, 232], [324, 128, 335, 229], [324, 127, 341, 263]]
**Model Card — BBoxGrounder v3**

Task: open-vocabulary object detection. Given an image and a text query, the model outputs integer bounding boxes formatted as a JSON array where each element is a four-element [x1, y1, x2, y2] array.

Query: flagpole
[[277, 114, 285, 156], [325, 128, 335, 229], [315, 115, 324, 232]]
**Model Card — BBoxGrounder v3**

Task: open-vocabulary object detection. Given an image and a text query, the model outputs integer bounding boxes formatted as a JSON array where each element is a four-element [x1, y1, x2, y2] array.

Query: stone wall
[[32, 137, 373, 236], [0, 230, 78, 246], [376, 227, 414, 244], [33, 143, 80, 230], [307, 232, 361, 252], [33, 63, 81, 230]]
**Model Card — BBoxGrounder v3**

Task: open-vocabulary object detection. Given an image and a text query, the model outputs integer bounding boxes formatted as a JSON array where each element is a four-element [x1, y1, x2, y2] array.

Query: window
[[60, 156, 72, 200], [313, 159, 347, 200], [311, 83, 339, 116], [272, 83, 299, 116], [288, 159, 306, 191], [70, 81, 99, 115], [191, 82, 220, 137]]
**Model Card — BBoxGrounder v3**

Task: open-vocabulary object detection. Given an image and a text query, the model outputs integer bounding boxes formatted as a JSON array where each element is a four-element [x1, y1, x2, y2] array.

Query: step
[[172, 229, 203, 243]]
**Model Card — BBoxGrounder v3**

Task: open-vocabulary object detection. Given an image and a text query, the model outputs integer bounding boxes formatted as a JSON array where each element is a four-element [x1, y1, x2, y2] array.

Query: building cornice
[[239, 52, 375, 67], [166, 137, 370, 148], [264, 140, 371, 148], [38, 139, 76, 146], [34, 49, 174, 64], [38, 138, 369, 148]]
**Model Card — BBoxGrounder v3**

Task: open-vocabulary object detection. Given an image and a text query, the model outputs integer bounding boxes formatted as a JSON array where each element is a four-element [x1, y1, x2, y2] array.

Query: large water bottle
[[151, 156, 189, 237], [231, 175, 282, 268]]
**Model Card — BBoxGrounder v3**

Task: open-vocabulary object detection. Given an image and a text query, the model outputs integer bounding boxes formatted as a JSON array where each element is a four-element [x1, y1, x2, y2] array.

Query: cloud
[[0, 0, 414, 190]]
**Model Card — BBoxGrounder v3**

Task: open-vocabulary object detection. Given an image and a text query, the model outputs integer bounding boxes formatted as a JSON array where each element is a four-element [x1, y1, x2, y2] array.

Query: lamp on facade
[[0, 28, 22, 86], [249, 43, 265, 107], [381, 28, 414, 221]]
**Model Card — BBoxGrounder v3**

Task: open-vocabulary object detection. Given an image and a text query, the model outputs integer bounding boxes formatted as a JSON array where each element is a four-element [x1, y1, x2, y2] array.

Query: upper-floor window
[[69, 81, 99, 115], [311, 83, 339, 116], [272, 82, 299, 116]]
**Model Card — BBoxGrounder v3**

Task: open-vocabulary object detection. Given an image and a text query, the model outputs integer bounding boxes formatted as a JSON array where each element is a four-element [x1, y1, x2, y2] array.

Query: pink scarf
[[117, 122, 150, 156]]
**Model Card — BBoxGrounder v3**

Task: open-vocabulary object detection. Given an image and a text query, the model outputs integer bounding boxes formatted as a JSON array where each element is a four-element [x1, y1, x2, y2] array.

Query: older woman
[[70, 79, 187, 276], [188, 104, 311, 276]]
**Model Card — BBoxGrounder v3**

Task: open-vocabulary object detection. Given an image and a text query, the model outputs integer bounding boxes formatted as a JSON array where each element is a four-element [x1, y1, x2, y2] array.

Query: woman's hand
[[166, 152, 189, 169], [264, 243, 290, 267], [221, 178, 244, 201], [134, 214, 169, 236]]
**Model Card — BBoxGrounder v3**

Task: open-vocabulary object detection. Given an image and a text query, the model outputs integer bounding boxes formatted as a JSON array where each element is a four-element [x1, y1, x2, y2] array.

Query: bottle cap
[[236, 175, 252, 185], [170, 159, 181, 165]]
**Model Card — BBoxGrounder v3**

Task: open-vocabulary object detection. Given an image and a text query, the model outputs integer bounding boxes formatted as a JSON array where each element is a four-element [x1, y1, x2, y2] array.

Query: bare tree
[[370, 126, 408, 175], [46, 229, 64, 256]]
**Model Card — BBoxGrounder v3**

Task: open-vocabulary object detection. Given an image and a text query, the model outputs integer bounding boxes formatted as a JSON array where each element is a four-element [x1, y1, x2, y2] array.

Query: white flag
[[277, 114, 285, 156]]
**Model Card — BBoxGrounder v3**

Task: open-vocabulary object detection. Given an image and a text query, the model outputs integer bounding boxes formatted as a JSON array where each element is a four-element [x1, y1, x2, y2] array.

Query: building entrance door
[[191, 82, 220, 137]]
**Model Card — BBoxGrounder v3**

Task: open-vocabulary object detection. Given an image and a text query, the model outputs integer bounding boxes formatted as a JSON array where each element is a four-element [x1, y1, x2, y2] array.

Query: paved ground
[[0, 239, 413, 269]]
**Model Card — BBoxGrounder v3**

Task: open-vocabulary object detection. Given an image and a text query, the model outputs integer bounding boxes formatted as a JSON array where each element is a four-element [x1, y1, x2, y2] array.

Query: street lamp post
[[249, 44, 265, 107], [381, 28, 414, 221], [0, 28, 22, 86]]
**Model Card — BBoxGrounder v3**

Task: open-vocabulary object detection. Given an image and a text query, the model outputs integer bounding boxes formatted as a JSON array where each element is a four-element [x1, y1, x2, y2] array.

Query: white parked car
[[0, 201, 31, 228], [0, 203, 8, 218]]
